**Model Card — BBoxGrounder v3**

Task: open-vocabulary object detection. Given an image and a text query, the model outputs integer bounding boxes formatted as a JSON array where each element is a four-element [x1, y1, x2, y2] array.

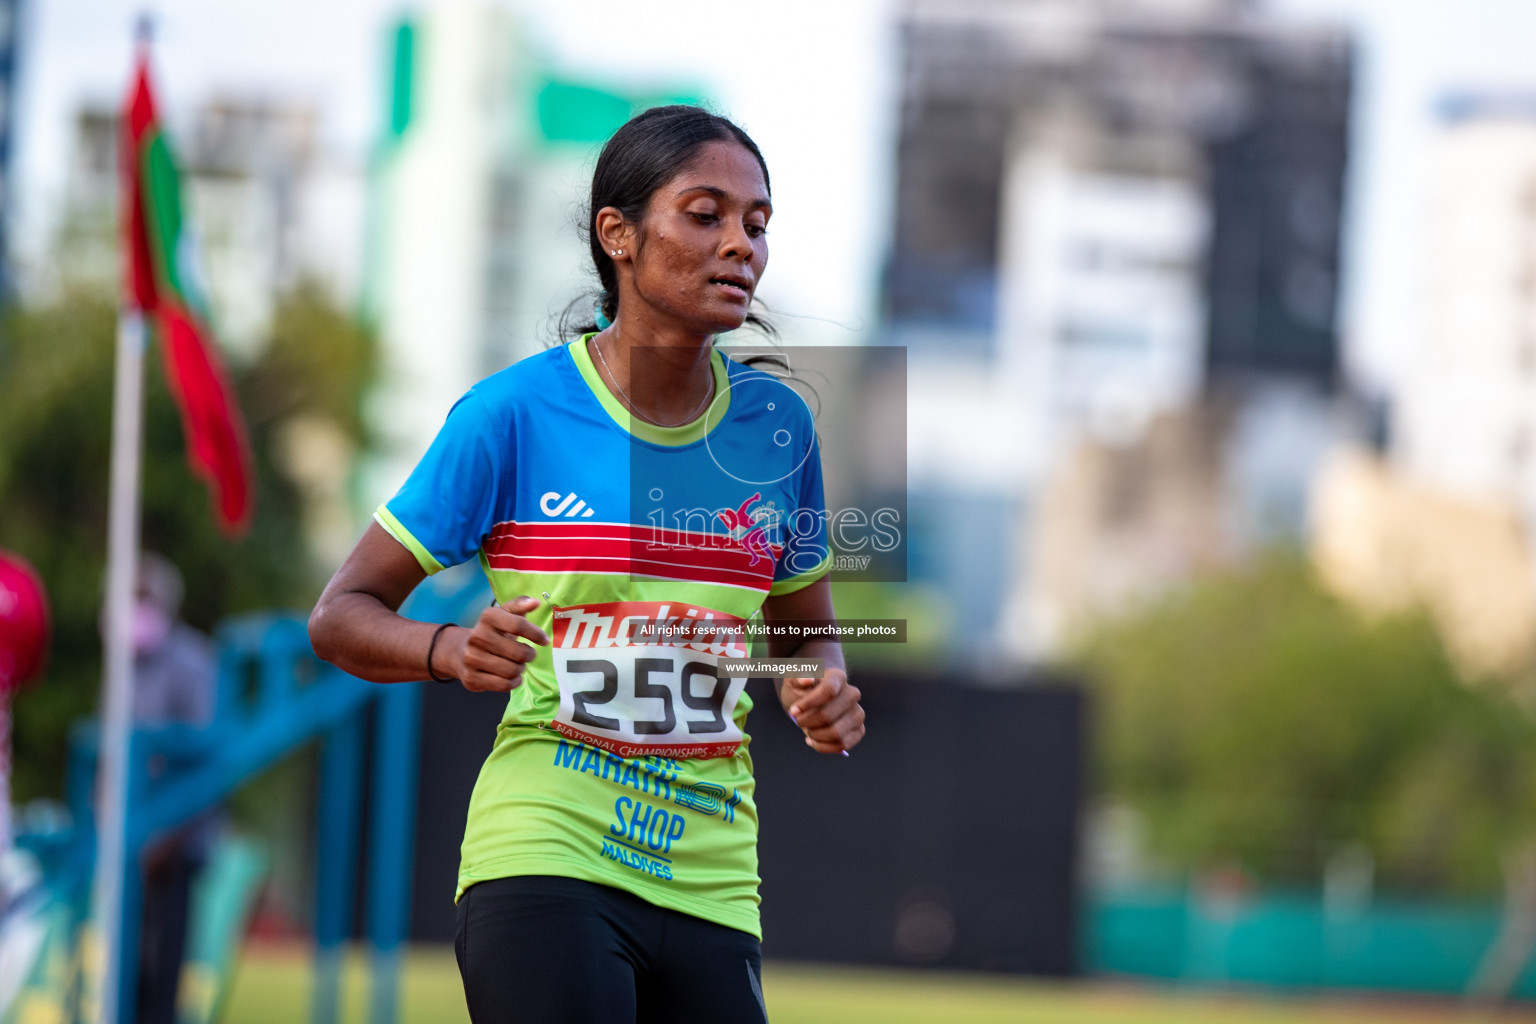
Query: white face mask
[[131, 600, 172, 656]]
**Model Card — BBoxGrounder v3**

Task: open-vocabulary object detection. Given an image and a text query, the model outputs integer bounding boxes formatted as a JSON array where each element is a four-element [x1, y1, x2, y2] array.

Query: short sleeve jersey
[[377, 336, 830, 938]]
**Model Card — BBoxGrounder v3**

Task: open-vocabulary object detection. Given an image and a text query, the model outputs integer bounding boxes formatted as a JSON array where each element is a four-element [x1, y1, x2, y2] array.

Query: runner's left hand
[[780, 668, 864, 754]]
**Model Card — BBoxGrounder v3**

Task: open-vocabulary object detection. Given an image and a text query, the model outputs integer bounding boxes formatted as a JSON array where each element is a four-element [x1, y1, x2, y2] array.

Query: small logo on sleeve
[[541, 491, 597, 518]]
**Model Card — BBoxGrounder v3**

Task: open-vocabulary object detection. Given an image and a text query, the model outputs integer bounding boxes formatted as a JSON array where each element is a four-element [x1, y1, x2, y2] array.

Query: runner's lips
[[709, 275, 752, 298]]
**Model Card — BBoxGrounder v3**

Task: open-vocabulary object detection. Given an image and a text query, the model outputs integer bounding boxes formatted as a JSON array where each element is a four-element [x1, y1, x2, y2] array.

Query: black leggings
[[454, 875, 769, 1024]]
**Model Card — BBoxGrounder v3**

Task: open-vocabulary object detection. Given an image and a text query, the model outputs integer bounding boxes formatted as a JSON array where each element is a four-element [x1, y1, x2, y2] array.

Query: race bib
[[548, 601, 750, 760]]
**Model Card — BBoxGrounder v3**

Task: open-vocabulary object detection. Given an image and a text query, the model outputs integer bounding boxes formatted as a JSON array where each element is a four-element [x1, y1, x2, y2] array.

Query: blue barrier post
[[55, 598, 494, 1024], [366, 682, 421, 1024], [106, 730, 148, 1024], [311, 711, 364, 1024]]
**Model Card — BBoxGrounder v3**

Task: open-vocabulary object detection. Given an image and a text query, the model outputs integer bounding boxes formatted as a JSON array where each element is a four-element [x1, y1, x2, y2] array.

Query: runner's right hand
[[443, 596, 549, 692]]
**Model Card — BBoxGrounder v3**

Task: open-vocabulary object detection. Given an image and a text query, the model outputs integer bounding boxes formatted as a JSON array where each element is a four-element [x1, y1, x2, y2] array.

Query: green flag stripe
[[141, 130, 186, 302]]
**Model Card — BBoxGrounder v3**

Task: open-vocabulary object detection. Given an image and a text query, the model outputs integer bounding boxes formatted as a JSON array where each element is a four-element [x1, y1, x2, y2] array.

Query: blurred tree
[[1071, 551, 1536, 896], [0, 279, 377, 804], [828, 580, 946, 669]]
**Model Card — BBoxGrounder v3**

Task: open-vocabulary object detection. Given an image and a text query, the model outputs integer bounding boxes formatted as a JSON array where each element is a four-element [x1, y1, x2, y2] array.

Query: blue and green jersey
[[378, 335, 830, 937]]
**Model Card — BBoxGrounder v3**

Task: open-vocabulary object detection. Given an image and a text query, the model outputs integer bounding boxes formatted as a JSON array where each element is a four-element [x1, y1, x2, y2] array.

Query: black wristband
[[426, 622, 457, 684]]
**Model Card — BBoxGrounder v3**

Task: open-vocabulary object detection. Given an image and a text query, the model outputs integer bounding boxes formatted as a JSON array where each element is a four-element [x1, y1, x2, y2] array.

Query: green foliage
[[830, 580, 947, 668], [1070, 552, 1536, 895], [0, 280, 377, 804]]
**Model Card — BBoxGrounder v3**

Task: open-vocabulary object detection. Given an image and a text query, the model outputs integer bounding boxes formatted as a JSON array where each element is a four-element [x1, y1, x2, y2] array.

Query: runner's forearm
[[309, 588, 461, 684], [309, 521, 444, 683]]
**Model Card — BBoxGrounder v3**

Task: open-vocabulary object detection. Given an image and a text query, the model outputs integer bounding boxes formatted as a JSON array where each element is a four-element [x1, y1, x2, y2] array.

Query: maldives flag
[[121, 43, 254, 535]]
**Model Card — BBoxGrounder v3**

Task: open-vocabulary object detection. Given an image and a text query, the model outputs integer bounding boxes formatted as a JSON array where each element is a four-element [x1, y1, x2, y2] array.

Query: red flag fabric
[[121, 45, 255, 535]]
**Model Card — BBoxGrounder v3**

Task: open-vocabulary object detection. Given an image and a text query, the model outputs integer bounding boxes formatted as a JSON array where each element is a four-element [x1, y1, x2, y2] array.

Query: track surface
[[223, 944, 1536, 1024]]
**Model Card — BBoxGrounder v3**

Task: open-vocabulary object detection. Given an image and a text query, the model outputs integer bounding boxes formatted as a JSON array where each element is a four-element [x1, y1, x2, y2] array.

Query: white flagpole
[[1, 696, 11, 854], [94, 308, 145, 1024]]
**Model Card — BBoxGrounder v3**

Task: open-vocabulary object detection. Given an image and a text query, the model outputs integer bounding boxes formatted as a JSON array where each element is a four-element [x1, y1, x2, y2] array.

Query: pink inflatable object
[[0, 550, 50, 697]]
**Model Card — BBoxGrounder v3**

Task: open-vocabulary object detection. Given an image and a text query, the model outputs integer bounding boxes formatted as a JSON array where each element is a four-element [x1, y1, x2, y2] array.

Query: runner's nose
[[719, 221, 754, 264]]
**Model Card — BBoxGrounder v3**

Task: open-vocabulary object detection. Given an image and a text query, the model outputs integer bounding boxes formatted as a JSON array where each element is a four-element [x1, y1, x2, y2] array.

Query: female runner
[[309, 105, 865, 1023]]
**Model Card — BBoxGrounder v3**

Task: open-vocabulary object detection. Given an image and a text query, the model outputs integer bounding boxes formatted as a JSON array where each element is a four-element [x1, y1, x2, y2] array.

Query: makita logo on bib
[[550, 600, 748, 657], [541, 491, 596, 518]]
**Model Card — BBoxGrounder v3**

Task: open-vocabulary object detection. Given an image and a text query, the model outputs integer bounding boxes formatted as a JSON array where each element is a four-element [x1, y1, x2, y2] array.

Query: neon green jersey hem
[[456, 853, 763, 939], [569, 334, 731, 446], [374, 505, 446, 575], [768, 550, 833, 596]]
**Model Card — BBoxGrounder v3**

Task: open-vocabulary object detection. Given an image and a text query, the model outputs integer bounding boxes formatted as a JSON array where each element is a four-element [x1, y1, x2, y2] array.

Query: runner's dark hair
[[559, 104, 781, 352]]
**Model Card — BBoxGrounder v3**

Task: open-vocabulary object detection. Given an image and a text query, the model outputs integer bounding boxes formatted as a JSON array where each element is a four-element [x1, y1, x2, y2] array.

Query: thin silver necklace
[[590, 334, 715, 428]]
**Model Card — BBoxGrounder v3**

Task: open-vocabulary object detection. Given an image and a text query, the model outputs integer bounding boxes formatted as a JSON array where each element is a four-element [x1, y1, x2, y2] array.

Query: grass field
[[223, 945, 1536, 1024]]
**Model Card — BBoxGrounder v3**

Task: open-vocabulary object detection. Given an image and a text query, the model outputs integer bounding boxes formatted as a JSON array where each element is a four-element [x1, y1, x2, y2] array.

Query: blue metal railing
[[11, 562, 492, 1024]]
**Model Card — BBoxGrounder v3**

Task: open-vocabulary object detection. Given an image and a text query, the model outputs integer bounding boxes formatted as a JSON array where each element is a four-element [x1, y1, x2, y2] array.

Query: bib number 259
[[552, 648, 746, 759]]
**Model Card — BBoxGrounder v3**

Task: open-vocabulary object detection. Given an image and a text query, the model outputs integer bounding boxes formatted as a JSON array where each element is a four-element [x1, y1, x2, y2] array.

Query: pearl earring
[[611, 249, 623, 256]]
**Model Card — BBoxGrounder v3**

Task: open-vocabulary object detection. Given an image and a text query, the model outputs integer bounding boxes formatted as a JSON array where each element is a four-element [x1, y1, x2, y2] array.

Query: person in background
[[127, 552, 217, 1024]]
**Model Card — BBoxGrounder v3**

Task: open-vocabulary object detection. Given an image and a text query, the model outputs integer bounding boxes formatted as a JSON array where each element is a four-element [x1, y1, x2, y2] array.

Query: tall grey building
[[889, 0, 1350, 384], [890, 0, 1353, 661]]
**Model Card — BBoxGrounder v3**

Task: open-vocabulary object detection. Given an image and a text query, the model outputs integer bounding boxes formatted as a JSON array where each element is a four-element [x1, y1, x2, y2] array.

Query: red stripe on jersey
[[483, 520, 781, 589]]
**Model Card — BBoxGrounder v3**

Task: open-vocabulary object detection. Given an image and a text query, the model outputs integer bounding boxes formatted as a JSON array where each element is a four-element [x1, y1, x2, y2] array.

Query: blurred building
[[1311, 448, 1536, 681], [1397, 91, 1536, 528], [1311, 90, 1536, 683], [364, 5, 706, 494], [890, 0, 1352, 661], [60, 94, 364, 354]]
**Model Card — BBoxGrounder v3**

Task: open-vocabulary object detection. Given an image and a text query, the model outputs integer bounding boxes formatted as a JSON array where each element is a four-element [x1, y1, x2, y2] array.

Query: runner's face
[[629, 140, 770, 335]]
